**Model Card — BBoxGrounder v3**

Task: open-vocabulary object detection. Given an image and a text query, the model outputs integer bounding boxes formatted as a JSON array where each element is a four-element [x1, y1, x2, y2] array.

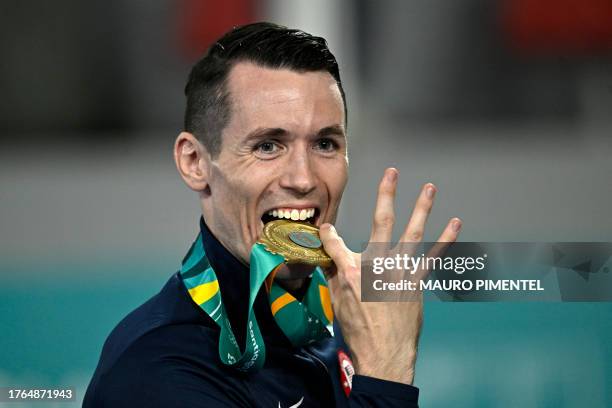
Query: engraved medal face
[[258, 220, 332, 267], [288, 231, 322, 249]]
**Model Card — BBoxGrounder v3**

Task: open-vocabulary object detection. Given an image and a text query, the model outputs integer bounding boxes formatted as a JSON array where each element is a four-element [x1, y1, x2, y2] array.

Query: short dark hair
[[183, 22, 346, 158]]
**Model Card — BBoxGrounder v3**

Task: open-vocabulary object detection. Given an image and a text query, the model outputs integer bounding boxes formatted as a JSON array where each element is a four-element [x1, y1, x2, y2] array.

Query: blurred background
[[1, 0, 611, 406]]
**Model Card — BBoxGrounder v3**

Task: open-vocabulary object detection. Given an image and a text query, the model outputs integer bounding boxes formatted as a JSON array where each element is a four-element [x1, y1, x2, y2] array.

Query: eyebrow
[[244, 124, 346, 142], [316, 124, 346, 138], [244, 127, 288, 143]]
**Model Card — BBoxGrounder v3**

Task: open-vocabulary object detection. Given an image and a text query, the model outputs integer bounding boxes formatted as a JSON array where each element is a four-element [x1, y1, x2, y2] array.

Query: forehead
[[224, 61, 345, 133]]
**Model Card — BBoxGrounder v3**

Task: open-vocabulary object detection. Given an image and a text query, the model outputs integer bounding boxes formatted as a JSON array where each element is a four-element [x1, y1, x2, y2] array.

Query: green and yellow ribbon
[[180, 234, 333, 372]]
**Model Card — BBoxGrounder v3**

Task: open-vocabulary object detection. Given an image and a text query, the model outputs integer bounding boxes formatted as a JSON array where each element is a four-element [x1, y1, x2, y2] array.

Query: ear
[[173, 131, 210, 192]]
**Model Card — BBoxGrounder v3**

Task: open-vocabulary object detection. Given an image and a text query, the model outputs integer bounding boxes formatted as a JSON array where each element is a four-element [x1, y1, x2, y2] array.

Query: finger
[[435, 217, 462, 245], [400, 183, 436, 243], [415, 217, 462, 281], [369, 168, 399, 243], [319, 223, 355, 274]]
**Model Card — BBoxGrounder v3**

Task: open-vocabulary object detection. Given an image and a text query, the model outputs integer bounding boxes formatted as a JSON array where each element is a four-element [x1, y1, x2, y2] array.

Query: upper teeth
[[267, 208, 316, 221]]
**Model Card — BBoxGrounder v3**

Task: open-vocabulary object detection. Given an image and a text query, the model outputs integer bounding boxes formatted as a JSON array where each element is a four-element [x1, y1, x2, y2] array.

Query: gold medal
[[258, 220, 333, 267]]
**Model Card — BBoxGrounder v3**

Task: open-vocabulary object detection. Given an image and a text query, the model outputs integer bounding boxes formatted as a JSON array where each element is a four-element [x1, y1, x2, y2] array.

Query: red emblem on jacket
[[337, 349, 354, 396]]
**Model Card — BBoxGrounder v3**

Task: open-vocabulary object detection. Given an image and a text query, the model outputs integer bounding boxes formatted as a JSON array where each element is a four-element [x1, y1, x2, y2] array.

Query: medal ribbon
[[180, 233, 333, 372]]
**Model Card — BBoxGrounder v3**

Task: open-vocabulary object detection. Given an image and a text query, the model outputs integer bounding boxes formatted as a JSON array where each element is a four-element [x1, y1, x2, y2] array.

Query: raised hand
[[319, 168, 462, 385]]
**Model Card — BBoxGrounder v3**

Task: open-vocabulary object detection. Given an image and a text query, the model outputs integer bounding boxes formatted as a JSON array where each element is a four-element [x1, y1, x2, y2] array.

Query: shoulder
[[84, 273, 252, 407], [84, 324, 251, 407], [92, 273, 211, 372], [101, 323, 220, 384]]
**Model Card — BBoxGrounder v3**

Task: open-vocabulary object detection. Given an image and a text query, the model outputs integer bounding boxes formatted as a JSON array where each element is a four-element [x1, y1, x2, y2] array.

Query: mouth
[[261, 206, 321, 226]]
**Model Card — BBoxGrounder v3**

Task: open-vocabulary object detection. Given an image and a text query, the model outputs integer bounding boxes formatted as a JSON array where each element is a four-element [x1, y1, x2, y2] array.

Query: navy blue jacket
[[83, 219, 419, 407]]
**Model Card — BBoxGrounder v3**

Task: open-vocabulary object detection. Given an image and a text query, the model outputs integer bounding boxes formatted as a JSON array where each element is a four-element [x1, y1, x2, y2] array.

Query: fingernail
[[426, 185, 436, 199], [387, 168, 398, 182], [452, 219, 462, 232]]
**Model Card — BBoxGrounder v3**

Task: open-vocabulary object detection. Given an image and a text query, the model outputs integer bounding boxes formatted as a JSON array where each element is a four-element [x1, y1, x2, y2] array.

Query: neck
[[275, 277, 309, 298], [273, 263, 316, 299]]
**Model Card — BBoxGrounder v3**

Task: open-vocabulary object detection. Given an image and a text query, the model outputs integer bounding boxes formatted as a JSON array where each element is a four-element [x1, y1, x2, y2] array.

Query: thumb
[[319, 223, 353, 273]]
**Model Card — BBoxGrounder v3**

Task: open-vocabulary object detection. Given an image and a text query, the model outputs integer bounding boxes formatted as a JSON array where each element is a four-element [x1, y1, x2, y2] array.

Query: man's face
[[201, 61, 348, 264]]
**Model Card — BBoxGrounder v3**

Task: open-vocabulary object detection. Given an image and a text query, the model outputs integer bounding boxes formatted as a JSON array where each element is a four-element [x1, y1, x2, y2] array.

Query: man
[[84, 22, 461, 407]]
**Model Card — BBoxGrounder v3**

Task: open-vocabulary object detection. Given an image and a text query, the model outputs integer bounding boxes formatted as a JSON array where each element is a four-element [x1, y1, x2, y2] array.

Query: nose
[[279, 147, 317, 195]]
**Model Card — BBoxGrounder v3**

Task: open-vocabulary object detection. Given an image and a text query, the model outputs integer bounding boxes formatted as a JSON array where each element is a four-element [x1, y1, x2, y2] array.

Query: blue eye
[[315, 138, 337, 151], [257, 141, 278, 153]]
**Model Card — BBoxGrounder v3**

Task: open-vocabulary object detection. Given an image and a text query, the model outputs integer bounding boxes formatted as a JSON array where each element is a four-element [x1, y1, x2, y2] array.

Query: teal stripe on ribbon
[[181, 234, 205, 272], [182, 267, 217, 289]]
